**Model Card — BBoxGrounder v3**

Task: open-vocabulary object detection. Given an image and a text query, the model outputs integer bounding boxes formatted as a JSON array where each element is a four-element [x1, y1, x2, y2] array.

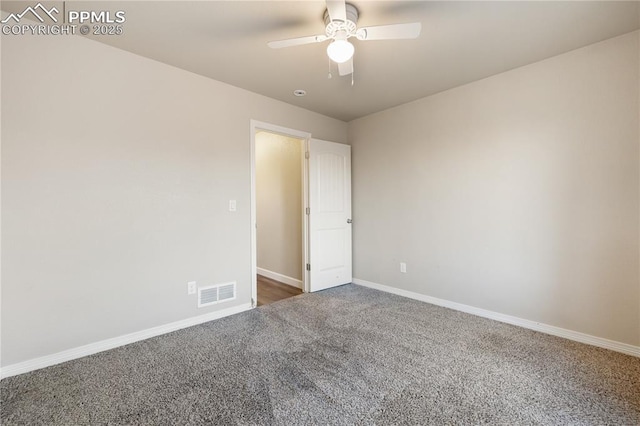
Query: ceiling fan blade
[[338, 57, 353, 76], [326, 0, 347, 22], [356, 22, 422, 41], [268, 34, 328, 49]]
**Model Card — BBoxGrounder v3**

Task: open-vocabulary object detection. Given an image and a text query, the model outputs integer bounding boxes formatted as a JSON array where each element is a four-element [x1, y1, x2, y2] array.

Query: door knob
[[347, 219, 352, 224]]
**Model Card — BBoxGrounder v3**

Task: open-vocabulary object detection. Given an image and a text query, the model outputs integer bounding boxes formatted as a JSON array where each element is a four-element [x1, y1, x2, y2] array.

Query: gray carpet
[[1, 284, 639, 425]]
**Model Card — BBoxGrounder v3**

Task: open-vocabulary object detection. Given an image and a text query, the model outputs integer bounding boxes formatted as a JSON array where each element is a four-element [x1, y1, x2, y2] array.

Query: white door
[[308, 139, 352, 292]]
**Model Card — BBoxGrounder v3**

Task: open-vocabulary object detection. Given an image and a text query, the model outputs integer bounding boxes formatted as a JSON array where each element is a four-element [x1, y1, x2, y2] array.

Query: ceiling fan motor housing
[[323, 3, 358, 38]]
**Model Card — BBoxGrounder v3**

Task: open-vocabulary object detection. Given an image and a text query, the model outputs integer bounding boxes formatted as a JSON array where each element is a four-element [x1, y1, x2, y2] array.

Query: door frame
[[250, 120, 312, 306]]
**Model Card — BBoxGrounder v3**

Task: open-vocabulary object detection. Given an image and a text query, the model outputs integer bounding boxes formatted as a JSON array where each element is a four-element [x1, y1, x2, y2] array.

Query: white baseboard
[[257, 267, 303, 289], [353, 278, 640, 358], [0, 303, 253, 380]]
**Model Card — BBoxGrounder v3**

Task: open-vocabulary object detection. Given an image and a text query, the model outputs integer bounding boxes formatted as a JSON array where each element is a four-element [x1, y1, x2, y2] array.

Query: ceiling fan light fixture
[[327, 39, 354, 64], [267, 1, 421, 77]]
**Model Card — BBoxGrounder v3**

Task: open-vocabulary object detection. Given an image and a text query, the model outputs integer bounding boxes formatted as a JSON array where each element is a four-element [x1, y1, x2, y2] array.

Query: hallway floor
[[257, 274, 303, 306]]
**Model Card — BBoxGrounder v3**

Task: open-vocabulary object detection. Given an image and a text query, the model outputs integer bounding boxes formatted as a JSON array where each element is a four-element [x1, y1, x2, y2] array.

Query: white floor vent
[[198, 282, 236, 308]]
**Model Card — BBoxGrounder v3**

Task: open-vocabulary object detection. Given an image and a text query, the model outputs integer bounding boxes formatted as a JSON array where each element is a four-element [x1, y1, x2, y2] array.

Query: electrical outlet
[[400, 262, 407, 273], [187, 281, 197, 295]]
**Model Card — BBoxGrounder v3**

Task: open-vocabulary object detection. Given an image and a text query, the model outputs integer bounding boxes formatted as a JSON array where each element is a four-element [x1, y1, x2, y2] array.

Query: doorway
[[251, 122, 311, 306], [250, 121, 353, 306]]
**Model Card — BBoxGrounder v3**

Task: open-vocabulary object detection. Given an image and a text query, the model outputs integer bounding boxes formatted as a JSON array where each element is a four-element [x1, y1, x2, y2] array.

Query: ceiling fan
[[267, 0, 422, 78]]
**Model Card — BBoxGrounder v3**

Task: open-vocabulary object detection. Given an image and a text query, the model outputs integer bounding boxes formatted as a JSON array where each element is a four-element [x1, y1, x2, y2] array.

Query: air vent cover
[[198, 282, 236, 308]]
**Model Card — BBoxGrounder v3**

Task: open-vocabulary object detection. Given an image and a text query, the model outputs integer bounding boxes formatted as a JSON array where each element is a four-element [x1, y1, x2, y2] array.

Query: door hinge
[[305, 151, 310, 159], [306, 263, 311, 271], [306, 207, 310, 215]]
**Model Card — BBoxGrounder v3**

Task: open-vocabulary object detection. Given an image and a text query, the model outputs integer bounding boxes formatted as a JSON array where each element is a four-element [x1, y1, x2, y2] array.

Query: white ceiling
[[4, 1, 640, 121]]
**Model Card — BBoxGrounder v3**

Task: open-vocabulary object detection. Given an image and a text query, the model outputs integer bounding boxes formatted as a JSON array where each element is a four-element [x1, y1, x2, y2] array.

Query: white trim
[[302, 140, 310, 294], [0, 303, 252, 380], [250, 123, 258, 307], [353, 278, 640, 358], [257, 267, 303, 289]]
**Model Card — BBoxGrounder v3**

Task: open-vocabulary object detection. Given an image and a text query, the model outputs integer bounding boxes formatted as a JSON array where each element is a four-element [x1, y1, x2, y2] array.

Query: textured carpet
[[1, 284, 639, 425]]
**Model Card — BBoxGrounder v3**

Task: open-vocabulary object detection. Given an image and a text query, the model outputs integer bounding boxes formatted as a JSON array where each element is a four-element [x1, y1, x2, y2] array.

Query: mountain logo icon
[[1, 3, 59, 24]]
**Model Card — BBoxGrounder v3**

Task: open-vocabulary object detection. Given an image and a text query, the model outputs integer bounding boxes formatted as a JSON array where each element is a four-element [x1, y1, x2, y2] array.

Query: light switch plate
[[229, 200, 237, 212]]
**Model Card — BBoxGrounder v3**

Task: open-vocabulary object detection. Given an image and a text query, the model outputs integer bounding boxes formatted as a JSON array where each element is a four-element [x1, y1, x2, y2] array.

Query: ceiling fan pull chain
[[351, 72, 354, 86], [328, 57, 333, 79]]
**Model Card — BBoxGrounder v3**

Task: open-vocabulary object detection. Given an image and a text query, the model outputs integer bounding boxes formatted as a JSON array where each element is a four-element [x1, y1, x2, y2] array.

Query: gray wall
[[256, 132, 303, 282], [349, 31, 640, 345], [1, 32, 347, 366]]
